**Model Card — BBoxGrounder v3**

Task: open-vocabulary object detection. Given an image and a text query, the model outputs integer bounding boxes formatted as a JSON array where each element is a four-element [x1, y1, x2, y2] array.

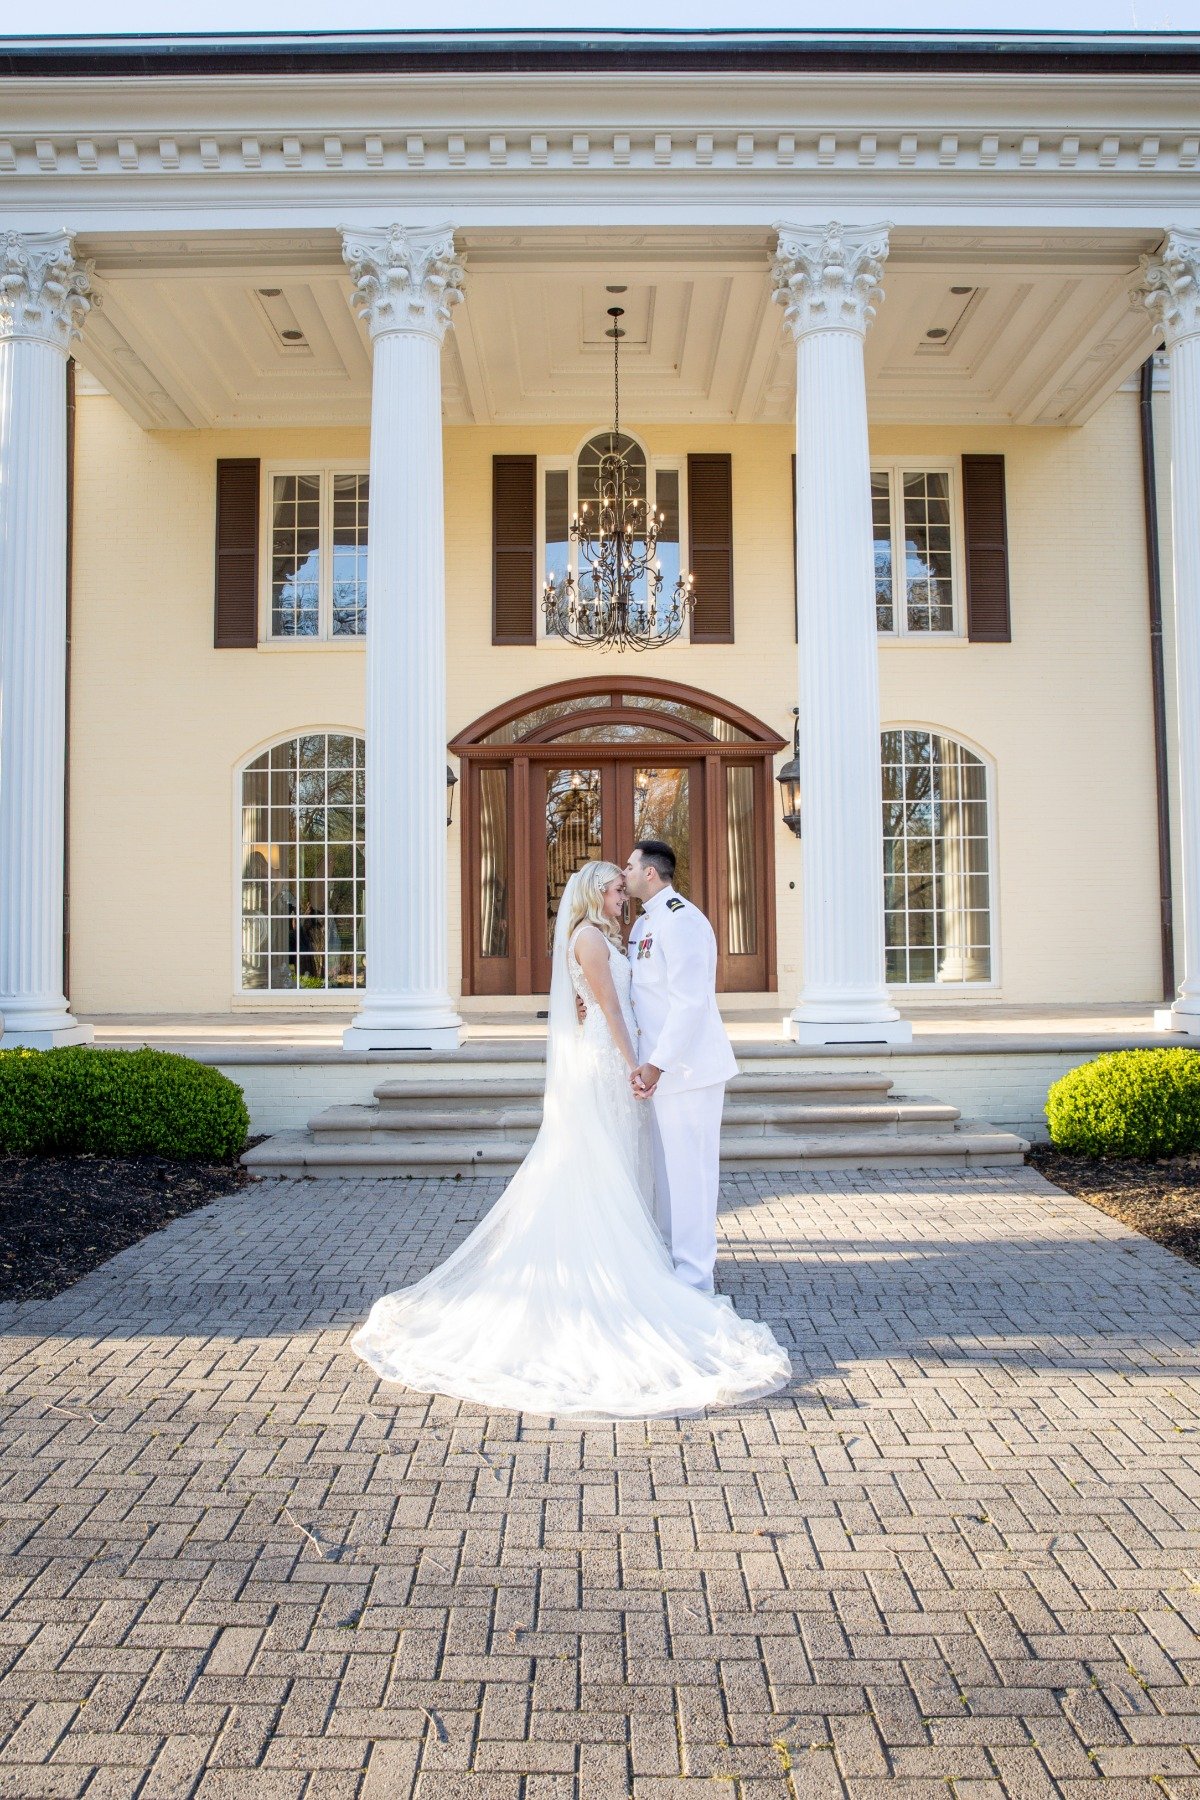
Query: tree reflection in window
[[240, 732, 365, 990], [882, 729, 991, 984]]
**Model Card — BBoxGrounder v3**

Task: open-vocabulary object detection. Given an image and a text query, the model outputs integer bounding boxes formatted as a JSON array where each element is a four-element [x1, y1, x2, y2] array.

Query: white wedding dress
[[351, 872, 791, 1418]]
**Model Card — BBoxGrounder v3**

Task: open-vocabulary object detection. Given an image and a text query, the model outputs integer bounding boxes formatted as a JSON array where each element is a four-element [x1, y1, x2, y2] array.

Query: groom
[[624, 841, 738, 1294]]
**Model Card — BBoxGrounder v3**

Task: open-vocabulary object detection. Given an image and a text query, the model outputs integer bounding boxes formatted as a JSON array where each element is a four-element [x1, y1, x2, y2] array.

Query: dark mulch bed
[[1029, 1143, 1200, 1268], [0, 1152, 249, 1304]]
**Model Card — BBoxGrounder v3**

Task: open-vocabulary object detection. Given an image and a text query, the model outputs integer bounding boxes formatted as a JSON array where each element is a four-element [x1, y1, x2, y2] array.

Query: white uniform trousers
[[649, 1081, 725, 1292]]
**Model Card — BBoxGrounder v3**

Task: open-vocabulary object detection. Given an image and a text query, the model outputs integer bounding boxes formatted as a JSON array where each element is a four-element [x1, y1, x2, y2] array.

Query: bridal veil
[[351, 869, 791, 1417]]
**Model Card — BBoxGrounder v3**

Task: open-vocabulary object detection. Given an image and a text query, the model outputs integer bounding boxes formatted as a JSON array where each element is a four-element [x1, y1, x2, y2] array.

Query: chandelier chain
[[612, 320, 620, 440]]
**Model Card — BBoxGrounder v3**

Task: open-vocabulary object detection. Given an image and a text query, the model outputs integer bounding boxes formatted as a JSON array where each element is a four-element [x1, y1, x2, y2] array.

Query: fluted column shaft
[[340, 223, 464, 1050], [774, 223, 909, 1044], [1143, 229, 1200, 1035], [0, 230, 93, 1047]]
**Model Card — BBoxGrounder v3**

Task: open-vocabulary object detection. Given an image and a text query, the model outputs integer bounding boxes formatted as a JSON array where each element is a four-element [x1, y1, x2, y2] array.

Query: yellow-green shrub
[[0, 1046, 248, 1159], [1045, 1048, 1200, 1158]]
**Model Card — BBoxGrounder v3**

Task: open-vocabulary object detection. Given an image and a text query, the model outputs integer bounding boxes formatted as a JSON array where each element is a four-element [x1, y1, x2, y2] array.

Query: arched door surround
[[451, 678, 785, 996]]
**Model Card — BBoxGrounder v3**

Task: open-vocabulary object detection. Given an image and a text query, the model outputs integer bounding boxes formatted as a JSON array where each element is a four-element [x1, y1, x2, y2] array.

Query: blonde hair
[[563, 861, 625, 948]]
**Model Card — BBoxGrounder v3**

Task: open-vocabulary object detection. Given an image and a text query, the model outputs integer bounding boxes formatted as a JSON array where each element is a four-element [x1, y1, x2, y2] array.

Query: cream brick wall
[[68, 390, 1162, 1014]]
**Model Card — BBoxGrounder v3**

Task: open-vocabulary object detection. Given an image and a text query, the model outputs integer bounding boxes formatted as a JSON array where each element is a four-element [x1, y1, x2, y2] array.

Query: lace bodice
[[568, 927, 638, 1049]]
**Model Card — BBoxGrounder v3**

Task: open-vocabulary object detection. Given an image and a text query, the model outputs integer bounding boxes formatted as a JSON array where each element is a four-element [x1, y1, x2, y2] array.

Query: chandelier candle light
[[542, 305, 696, 651]]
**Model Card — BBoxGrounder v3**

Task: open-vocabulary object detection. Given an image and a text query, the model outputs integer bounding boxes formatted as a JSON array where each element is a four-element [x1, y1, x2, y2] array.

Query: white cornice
[[2, 60, 1198, 230], [7, 66, 1200, 116], [2, 124, 1199, 193]]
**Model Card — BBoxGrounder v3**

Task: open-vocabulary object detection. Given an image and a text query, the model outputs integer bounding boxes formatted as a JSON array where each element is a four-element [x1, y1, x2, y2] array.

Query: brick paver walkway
[[1, 1169, 1199, 1798]]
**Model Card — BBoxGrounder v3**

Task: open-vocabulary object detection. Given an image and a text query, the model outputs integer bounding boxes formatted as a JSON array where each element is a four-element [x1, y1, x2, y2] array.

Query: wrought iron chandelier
[[542, 306, 696, 652]]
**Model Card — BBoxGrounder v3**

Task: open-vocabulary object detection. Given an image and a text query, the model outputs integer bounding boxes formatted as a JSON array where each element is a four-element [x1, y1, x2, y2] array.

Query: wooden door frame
[[452, 677, 785, 996]]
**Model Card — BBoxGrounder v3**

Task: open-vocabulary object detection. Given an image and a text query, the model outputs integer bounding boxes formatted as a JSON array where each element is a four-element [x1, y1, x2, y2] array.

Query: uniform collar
[[643, 884, 677, 917]]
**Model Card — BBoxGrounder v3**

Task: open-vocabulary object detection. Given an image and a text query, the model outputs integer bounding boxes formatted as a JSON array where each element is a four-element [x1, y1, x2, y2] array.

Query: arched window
[[240, 732, 365, 992], [542, 431, 683, 626], [882, 728, 994, 985]]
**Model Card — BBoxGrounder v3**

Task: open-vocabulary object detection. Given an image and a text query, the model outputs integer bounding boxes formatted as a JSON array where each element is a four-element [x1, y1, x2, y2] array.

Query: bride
[[352, 862, 791, 1417]]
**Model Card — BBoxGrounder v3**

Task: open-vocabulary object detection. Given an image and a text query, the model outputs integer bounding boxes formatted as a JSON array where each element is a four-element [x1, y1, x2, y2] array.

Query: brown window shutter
[[688, 453, 734, 643], [214, 458, 260, 648], [961, 454, 1011, 643], [791, 452, 798, 645], [492, 455, 537, 645]]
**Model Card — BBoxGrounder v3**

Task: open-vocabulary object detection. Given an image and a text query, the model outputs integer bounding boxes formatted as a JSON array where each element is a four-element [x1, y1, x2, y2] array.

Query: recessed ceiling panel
[[76, 227, 1160, 430], [581, 286, 653, 348]]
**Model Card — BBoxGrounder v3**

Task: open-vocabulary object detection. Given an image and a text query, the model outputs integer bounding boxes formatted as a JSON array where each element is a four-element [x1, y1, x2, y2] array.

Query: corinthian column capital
[[0, 229, 93, 352], [772, 221, 890, 341], [1140, 228, 1200, 349], [340, 222, 465, 342]]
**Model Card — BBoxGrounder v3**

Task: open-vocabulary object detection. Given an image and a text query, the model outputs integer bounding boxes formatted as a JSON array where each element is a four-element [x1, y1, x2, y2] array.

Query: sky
[[4, 0, 1200, 35]]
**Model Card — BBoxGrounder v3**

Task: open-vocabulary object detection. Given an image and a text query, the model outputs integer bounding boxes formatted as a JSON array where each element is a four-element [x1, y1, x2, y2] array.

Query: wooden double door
[[454, 679, 783, 999], [533, 755, 700, 991]]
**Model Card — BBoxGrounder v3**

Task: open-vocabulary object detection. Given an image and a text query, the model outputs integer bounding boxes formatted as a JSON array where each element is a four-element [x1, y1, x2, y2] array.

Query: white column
[[1143, 228, 1200, 1038], [340, 223, 464, 1051], [0, 230, 93, 1048], [773, 222, 910, 1045]]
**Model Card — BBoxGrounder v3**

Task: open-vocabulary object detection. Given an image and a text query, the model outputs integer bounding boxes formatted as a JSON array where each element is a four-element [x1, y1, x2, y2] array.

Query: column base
[[786, 1013, 913, 1047], [0, 1014, 94, 1049], [342, 997, 465, 1053], [1154, 1004, 1200, 1038], [343, 1022, 464, 1053]]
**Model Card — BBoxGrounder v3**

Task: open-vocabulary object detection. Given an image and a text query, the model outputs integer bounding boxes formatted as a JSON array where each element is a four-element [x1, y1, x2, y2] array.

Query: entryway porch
[[3, 218, 1197, 1048], [79, 1000, 1180, 1148]]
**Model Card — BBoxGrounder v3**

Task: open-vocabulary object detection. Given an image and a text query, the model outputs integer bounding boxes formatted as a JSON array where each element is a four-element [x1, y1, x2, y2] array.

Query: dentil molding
[[772, 221, 890, 339], [1140, 227, 1200, 349], [0, 229, 92, 350], [340, 222, 464, 340], [2, 127, 1199, 183]]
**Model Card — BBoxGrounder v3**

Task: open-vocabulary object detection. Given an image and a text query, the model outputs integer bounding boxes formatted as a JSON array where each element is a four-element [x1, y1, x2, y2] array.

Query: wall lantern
[[446, 763, 458, 828], [776, 708, 802, 838]]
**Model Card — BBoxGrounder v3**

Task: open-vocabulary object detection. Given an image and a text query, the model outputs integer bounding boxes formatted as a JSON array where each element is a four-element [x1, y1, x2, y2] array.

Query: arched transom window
[[240, 732, 365, 991], [883, 728, 993, 985]]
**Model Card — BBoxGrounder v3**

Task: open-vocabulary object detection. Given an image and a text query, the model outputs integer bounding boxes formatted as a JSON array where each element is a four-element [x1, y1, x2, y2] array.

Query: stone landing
[[244, 1063, 1027, 1177]]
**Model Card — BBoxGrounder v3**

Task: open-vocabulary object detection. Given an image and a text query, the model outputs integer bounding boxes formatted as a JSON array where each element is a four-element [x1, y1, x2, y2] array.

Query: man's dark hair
[[634, 839, 676, 883]]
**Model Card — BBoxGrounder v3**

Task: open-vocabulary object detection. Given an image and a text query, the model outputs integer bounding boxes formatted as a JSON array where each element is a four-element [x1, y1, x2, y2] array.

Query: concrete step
[[311, 1103, 542, 1143], [724, 1098, 961, 1135], [244, 1119, 1027, 1179], [307, 1095, 962, 1142], [370, 1069, 897, 1109]]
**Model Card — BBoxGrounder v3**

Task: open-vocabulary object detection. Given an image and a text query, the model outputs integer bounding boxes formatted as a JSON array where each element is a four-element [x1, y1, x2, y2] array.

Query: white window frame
[[872, 459, 966, 643], [259, 460, 369, 648], [231, 725, 366, 1007], [881, 721, 1001, 997], [536, 434, 689, 644]]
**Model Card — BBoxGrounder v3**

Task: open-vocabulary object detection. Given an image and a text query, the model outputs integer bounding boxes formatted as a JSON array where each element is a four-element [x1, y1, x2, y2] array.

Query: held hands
[[630, 1062, 661, 1100], [573, 979, 653, 1091]]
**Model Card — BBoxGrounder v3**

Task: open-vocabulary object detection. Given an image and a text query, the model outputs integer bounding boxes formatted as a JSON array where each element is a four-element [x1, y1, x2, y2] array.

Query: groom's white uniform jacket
[[628, 887, 738, 1097]]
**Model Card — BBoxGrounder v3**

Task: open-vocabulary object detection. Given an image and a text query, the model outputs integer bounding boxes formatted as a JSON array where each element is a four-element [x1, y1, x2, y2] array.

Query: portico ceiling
[[77, 225, 1162, 431]]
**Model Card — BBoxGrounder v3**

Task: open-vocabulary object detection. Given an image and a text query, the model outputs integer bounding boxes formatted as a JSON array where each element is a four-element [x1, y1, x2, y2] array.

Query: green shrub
[[1045, 1048, 1200, 1158], [0, 1046, 249, 1160]]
